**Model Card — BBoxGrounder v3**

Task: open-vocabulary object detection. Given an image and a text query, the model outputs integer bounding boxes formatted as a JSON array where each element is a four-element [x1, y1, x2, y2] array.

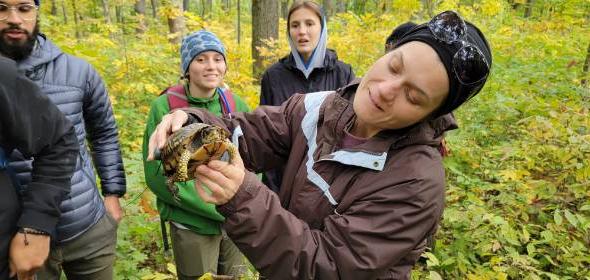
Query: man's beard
[[0, 23, 39, 61]]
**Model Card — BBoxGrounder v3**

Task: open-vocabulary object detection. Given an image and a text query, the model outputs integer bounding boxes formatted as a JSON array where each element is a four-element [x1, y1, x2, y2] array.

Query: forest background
[[37, 0, 589, 279]]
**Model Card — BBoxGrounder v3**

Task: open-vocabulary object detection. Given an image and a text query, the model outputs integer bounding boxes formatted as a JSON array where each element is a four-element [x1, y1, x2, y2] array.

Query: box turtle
[[156, 123, 237, 202]]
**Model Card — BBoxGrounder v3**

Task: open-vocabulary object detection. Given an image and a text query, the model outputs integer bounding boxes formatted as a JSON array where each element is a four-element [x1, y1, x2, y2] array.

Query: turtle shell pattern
[[159, 123, 235, 201]]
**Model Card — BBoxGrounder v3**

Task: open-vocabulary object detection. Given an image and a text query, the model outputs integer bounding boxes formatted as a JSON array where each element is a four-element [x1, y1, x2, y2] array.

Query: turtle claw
[[167, 178, 181, 203]]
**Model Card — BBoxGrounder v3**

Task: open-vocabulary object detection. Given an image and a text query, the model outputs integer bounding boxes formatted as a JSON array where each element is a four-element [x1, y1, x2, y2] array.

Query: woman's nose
[[204, 59, 215, 69], [377, 79, 402, 102], [296, 26, 307, 35]]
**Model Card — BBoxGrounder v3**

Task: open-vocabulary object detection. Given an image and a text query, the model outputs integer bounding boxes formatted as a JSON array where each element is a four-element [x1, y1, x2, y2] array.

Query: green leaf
[[541, 230, 554, 242], [423, 252, 440, 267], [429, 271, 443, 280], [527, 243, 536, 256], [554, 210, 563, 225], [564, 210, 578, 227]]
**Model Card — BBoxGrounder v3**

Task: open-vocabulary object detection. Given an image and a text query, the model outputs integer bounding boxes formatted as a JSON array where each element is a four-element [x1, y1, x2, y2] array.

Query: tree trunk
[[222, 0, 230, 12], [50, 0, 57, 16], [336, 0, 346, 13], [101, 0, 112, 24], [252, 0, 279, 79], [183, 0, 189, 11], [582, 41, 590, 87], [323, 0, 333, 20], [115, 5, 123, 24], [150, 0, 158, 18], [135, 0, 147, 34], [62, 0, 68, 24], [167, 0, 185, 44], [280, 0, 290, 20], [72, 0, 81, 38], [422, 0, 435, 17], [237, 0, 241, 44], [524, 0, 533, 18]]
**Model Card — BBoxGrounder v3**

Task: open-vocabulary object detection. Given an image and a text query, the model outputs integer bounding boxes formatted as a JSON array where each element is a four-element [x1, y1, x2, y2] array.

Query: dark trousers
[[0, 173, 19, 280]]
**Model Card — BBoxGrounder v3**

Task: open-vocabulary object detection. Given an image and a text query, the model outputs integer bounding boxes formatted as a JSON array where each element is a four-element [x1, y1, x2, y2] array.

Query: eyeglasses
[[428, 10, 490, 87], [0, 3, 38, 22]]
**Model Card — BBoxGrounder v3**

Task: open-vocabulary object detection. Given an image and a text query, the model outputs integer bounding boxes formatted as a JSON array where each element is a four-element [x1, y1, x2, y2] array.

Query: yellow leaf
[[198, 272, 215, 280], [166, 262, 177, 276]]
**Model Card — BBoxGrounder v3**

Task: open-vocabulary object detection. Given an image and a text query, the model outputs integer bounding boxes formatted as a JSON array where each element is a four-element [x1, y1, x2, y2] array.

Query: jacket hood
[[281, 48, 340, 72], [287, 9, 328, 79], [18, 34, 63, 72]]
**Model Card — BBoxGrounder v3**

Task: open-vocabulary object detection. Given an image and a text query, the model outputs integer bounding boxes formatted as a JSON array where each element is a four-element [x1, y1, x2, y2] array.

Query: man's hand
[[195, 149, 246, 205], [9, 232, 50, 280], [147, 110, 189, 160], [104, 195, 123, 223]]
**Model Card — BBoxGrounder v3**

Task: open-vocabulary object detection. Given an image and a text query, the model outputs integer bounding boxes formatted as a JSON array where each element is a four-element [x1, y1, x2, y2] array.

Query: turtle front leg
[[167, 177, 181, 203], [225, 140, 238, 163]]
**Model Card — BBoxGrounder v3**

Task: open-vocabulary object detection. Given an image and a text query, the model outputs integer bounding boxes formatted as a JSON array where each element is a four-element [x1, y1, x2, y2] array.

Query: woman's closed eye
[[405, 90, 419, 105]]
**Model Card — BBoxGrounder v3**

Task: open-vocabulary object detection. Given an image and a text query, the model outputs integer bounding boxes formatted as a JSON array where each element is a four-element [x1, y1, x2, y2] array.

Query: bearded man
[[1, 1, 126, 279]]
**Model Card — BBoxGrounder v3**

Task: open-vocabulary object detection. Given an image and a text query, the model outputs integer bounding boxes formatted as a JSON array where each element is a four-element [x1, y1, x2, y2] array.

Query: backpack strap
[[161, 84, 237, 116], [218, 87, 237, 117], [160, 85, 189, 110]]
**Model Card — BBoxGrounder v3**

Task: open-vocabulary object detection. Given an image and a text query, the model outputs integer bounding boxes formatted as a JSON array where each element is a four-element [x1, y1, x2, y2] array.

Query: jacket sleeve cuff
[[217, 171, 261, 217], [17, 210, 59, 237], [101, 184, 126, 197]]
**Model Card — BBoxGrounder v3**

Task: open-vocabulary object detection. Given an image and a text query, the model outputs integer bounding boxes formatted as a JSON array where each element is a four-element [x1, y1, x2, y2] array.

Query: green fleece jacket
[[142, 85, 250, 234]]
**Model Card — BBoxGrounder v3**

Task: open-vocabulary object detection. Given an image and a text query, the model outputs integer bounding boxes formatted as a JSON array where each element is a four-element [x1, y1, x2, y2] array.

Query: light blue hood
[[287, 9, 328, 79]]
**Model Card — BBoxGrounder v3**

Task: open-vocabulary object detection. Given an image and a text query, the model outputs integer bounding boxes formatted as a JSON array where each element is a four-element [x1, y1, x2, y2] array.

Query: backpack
[[160, 84, 237, 116]]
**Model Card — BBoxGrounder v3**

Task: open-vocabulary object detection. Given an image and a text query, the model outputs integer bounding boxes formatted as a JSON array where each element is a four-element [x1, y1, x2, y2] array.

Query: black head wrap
[[394, 18, 492, 117]]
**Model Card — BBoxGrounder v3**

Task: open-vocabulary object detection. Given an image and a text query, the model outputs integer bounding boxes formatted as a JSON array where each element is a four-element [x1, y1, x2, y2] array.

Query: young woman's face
[[352, 41, 450, 138], [187, 51, 226, 92], [288, 7, 321, 61]]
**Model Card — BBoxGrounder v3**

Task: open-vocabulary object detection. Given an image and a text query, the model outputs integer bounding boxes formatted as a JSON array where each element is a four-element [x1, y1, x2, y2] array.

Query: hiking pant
[[36, 212, 118, 280], [170, 222, 247, 280]]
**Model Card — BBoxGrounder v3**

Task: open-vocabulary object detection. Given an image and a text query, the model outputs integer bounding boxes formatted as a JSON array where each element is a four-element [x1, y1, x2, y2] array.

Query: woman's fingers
[[147, 110, 189, 160], [195, 178, 216, 204], [195, 170, 231, 204]]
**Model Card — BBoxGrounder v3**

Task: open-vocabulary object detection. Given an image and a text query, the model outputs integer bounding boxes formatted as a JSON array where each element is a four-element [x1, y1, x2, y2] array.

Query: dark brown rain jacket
[[182, 82, 457, 279]]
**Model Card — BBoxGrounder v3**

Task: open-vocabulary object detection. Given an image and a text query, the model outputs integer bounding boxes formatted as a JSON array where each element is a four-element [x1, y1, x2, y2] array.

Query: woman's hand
[[147, 110, 189, 160], [194, 150, 245, 205]]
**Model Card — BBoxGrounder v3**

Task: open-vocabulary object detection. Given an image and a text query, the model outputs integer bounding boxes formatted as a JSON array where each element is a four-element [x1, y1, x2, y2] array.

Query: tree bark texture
[[524, 0, 534, 18], [252, 0, 279, 79], [101, 0, 112, 24], [135, 0, 147, 34], [50, 0, 57, 16], [71, 0, 80, 38], [281, 0, 290, 20], [62, 1, 68, 24], [167, 0, 185, 44], [151, 0, 158, 18], [582, 41, 590, 87], [323, 0, 333, 20]]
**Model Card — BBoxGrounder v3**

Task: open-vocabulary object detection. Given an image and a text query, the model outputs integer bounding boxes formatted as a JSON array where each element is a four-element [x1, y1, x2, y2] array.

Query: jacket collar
[[17, 34, 63, 74]]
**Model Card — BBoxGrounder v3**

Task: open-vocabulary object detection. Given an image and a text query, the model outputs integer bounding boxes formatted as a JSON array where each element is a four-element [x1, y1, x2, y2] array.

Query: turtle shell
[[160, 123, 233, 183]]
